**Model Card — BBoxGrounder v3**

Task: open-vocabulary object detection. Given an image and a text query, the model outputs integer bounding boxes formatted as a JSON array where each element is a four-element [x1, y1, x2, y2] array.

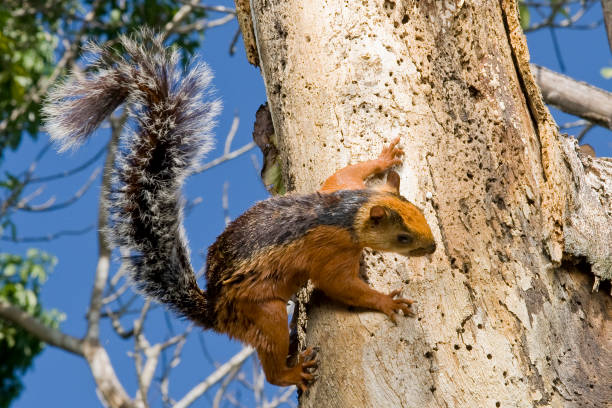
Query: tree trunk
[[240, 0, 612, 406]]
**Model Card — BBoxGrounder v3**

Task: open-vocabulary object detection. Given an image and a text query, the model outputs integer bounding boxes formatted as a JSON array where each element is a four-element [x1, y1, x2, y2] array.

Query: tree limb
[[531, 63, 612, 130], [85, 120, 120, 341], [82, 341, 137, 408], [0, 299, 83, 356]]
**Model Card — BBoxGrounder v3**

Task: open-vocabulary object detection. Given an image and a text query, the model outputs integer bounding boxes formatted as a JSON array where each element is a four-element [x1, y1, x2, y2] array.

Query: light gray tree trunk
[[238, 0, 612, 406]]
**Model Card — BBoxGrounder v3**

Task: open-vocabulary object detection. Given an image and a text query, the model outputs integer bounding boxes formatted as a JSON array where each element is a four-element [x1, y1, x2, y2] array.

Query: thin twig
[[0, 224, 95, 243], [212, 364, 241, 408], [163, 0, 199, 35], [173, 347, 256, 408], [252, 358, 265, 407], [172, 13, 236, 34], [223, 182, 231, 226], [197, 332, 217, 366], [548, 27, 566, 72], [176, 1, 236, 13], [577, 123, 595, 142], [229, 27, 241, 56], [559, 119, 589, 129], [263, 387, 296, 408], [31, 142, 108, 183], [18, 167, 102, 212], [105, 307, 135, 339], [195, 142, 256, 173], [224, 115, 240, 155], [102, 281, 131, 305], [159, 326, 191, 405]]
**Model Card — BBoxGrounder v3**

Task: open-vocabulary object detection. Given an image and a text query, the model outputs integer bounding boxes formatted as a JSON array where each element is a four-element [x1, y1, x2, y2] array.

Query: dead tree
[[236, 1, 612, 406]]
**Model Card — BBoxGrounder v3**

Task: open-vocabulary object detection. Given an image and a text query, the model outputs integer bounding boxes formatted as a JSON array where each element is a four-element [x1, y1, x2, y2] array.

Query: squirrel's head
[[355, 171, 436, 257]]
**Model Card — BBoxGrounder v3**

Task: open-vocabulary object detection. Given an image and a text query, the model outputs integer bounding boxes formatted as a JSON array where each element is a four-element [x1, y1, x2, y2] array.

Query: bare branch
[[100, 294, 141, 319], [212, 364, 241, 408], [531, 63, 612, 130], [252, 360, 265, 407], [225, 393, 248, 408], [133, 300, 152, 338], [176, 1, 236, 13], [0, 300, 135, 408], [102, 281, 130, 305], [194, 142, 256, 173], [160, 328, 190, 406], [18, 167, 102, 212], [559, 119, 590, 129], [31, 142, 108, 183], [173, 346, 255, 408], [15, 185, 46, 209], [86, 122, 120, 341], [138, 345, 159, 405], [0, 224, 95, 243], [224, 115, 240, 155], [524, 0, 598, 32], [229, 27, 242, 56], [82, 341, 137, 408], [172, 13, 236, 34], [577, 123, 595, 142], [23, 142, 53, 178], [133, 328, 151, 405], [197, 332, 217, 366], [184, 196, 204, 216], [0, 299, 83, 355], [163, 0, 199, 35], [105, 307, 134, 339], [222, 182, 231, 226], [0, 142, 52, 221], [103, 250, 131, 305], [263, 387, 296, 408]]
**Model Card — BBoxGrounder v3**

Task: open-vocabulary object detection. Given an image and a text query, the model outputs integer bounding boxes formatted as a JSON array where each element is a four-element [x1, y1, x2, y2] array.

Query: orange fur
[[320, 137, 404, 193]]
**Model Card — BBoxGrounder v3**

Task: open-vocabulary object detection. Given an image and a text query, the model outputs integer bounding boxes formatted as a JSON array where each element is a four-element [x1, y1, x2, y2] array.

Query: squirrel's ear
[[373, 171, 400, 194], [386, 171, 400, 193], [369, 205, 387, 223]]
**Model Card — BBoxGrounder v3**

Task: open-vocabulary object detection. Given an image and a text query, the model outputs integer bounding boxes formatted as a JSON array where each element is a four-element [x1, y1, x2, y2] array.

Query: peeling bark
[[240, 0, 612, 406], [561, 138, 612, 286]]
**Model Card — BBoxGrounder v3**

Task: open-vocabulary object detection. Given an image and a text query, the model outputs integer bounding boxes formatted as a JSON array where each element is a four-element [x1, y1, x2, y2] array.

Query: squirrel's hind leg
[[241, 299, 317, 391]]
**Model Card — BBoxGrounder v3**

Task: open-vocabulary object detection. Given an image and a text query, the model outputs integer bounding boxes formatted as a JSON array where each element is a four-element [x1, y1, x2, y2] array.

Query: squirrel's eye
[[397, 234, 413, 244]]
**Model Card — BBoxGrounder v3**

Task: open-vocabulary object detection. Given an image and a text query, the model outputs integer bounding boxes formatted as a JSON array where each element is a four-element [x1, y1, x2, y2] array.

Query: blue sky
[[3, 2, 611, 407]]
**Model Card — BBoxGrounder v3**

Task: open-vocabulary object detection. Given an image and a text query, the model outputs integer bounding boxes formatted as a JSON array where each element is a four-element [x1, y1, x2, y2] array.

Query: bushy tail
[[43, 30, 221, 327]]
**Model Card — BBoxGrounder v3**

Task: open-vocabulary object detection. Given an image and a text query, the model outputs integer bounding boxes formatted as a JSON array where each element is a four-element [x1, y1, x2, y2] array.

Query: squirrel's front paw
[[377, 137, 404, 169], [293, 347, 318, 392], [381, 289, 415, 324]]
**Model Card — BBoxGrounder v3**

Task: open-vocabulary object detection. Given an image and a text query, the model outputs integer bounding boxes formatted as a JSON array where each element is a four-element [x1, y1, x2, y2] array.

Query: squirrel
[[42, 30, 436, 391]]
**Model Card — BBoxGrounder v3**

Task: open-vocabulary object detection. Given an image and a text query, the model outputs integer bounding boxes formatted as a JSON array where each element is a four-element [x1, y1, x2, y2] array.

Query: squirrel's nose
[[425, 242, 436, 254]]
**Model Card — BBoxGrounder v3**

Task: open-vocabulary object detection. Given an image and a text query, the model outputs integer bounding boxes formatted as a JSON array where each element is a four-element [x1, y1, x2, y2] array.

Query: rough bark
[[240, 0, 612, 406]]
